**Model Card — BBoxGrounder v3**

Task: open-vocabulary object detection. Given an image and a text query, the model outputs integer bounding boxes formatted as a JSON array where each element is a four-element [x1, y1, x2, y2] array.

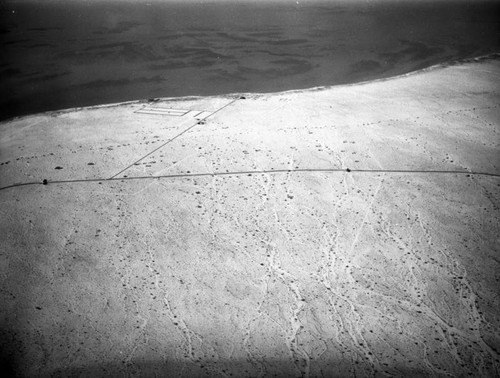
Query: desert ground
[[1, 56, 499, 377]]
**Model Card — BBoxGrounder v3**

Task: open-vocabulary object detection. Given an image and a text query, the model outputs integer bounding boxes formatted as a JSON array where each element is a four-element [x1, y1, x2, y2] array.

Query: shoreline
[[2, 52, 499, 124]]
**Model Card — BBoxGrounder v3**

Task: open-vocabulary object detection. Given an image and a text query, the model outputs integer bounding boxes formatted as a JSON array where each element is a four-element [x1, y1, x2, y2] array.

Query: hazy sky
[[6, 0, 493, 3]]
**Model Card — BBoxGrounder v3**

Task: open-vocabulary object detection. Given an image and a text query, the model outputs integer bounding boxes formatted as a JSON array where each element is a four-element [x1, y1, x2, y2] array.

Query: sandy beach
[[0, 56, 499, 377]]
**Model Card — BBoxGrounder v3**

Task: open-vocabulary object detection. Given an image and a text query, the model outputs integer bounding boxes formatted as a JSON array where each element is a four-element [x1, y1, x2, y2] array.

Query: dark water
[[1, 0, 499, 120]]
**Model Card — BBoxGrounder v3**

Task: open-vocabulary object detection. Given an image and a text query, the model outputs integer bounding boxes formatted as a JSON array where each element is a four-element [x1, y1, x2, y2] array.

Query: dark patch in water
[[269, 38, 309, 46], [0, 67, 22, 79], [27, 27, 64, 32], [19, 71, 71, 83], [4, 39, 30, 45], [381, 40, 444, 64], [80, 75, 165, 89], [350, 60, 383, 75], [28, 43, 53, 48]]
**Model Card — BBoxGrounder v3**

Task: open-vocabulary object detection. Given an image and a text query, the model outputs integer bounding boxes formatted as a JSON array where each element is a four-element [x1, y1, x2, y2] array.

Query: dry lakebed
[[1, 56, 499, 377]]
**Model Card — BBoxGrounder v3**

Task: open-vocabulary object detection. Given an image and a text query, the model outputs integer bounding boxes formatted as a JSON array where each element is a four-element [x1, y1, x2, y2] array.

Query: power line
[[1, 167, 498, 192]]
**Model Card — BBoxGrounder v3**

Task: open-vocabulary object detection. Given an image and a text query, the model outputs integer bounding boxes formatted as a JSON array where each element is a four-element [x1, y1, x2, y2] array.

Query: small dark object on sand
[[148, 98, 160, 102], [240, 96, 246, 100], [346, 168, 351, 172], [55, 166, 63, 170], [42, 179, 48, 185], [88, 162, 95, 166]]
